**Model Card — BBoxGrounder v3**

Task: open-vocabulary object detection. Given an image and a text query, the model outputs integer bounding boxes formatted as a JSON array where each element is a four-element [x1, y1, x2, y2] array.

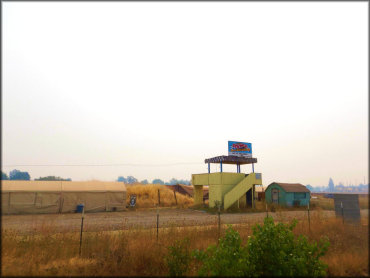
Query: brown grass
[[292, 209, 369, 277], [359, 194, 369, 209], [260, 194, 369, 212], [2, 208, 368, 277], [309, 194, 369, 210], [126, 184, 194, 208]]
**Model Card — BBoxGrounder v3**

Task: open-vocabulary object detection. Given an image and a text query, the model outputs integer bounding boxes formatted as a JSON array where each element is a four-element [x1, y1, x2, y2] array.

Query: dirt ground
[[2, 208, 368, 235]]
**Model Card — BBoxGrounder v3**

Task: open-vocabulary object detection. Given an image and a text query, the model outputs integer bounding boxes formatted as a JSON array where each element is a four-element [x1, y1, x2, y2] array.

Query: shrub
[[246, 217, 329, 277], [192, 217, 329, 277], [165, 237, 191, 277], [193, 226, 249, 276]]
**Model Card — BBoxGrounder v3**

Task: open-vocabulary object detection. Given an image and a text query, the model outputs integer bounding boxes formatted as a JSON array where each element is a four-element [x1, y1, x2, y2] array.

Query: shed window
[[294, 192, 306, 199]]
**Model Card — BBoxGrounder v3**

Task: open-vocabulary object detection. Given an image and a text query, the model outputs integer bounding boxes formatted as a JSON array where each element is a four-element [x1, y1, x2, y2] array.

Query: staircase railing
[[223, 173, 262, 210]]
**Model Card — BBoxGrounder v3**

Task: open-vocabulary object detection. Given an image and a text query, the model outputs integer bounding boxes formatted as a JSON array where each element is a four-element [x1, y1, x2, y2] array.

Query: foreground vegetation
[[2, 208, 368, 277], [181, 218, 329, 277]]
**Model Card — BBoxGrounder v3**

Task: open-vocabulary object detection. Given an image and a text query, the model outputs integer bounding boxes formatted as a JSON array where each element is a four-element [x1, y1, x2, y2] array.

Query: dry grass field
[[126, 184, 193, 208], [2, 186, 368, 276], [310, 193, 369, 210], [2, 207, 368, 276]]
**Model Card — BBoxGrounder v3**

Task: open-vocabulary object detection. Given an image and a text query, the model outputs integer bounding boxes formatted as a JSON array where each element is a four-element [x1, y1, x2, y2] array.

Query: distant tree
[[9, 169, 30, 181], [305, 184, 314, 192], [1, 171, 9, 180], [117, 176, 138, 184], [179, 179, 191, 185], [35, 176, 71, 181], [126, 176, 138, 184], [152, 179, 164, 185], [140, 179, 149, 185], [169, 178, 179, 185], [328, 178, 334, 192], [117, 176, 127, 183], [166, 178, 191, 185]]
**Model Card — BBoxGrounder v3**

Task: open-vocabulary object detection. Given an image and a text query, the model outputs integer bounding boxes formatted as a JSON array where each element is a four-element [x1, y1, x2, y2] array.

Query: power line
[[3, 162, 204, 167]]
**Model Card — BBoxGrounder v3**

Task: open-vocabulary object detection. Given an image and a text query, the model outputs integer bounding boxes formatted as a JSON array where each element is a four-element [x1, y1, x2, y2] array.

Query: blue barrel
[[76, 204, 84, 213]]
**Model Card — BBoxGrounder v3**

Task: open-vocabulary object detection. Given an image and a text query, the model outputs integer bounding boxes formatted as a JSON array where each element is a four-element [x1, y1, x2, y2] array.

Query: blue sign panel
[[228, 141, 252, 157], [130, 195, 137, 207]]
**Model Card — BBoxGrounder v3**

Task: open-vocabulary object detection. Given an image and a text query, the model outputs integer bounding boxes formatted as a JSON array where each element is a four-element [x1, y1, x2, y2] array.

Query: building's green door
[[272, 188, 279, 204]]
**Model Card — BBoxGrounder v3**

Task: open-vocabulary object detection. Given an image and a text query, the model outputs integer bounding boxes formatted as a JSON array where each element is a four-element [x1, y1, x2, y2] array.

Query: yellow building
[[192, 155, 262, 210]]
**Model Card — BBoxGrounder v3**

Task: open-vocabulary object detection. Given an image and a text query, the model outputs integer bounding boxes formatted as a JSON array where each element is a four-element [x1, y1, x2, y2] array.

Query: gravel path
[[2, 208, 368, 235]]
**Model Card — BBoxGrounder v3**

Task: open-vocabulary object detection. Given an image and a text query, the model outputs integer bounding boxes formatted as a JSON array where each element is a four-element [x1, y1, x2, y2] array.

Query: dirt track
[[2, 208, 368, 235]]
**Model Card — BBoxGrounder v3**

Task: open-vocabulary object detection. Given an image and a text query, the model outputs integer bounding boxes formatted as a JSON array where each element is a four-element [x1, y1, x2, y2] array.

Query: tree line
[[1, 170, 71, 181], [117, 176, 191, 185], [1, 170, 191, 185]]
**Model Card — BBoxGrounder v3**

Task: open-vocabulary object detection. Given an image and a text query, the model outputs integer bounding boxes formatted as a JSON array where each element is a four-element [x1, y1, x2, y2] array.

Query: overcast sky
[[2, 2, 368, 186]]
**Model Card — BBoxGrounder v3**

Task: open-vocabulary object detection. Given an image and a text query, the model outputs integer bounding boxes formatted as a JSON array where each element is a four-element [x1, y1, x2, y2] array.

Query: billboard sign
[[228, 141, 252, 157]]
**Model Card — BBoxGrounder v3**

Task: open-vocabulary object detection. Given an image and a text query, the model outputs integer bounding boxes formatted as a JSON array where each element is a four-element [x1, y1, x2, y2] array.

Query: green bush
[[193, 226, 249, 276], [165, 237, 191, 277], [191, 217, 329, 277], [246, 217, 329, 277]]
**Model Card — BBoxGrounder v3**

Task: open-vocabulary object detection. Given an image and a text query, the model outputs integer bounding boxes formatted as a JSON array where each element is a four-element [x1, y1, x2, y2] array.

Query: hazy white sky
[[2, 2, 368, 186]]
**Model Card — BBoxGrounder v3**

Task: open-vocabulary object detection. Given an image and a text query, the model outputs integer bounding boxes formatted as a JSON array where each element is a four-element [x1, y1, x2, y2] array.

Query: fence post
[[156, 205, 159, 241], [213, 200, 222, 241], [79, 206, 85, 256], [218, 204, 221, 239], [173, 190, 178, 205], [307, 202, 311, 233], [158, 189, 161, 206], [341, 201, 344, 224]]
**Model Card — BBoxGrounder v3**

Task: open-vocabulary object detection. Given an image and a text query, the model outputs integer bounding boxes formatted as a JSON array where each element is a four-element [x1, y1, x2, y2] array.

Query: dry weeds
[[126, 184, 194, 208], [2, 208, 368, 277]]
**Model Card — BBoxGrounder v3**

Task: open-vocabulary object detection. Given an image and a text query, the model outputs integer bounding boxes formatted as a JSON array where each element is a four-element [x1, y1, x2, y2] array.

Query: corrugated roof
[[205, 155, 257, 165], [271, 182, 310, 193]]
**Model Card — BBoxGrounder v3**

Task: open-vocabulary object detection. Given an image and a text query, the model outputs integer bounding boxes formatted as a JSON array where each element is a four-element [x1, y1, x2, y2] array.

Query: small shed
[[265, 182, 310, 207]]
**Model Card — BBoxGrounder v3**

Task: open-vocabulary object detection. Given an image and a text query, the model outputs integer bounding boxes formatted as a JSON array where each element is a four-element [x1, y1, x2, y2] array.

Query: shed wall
[[265, 183, 286, 205]]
